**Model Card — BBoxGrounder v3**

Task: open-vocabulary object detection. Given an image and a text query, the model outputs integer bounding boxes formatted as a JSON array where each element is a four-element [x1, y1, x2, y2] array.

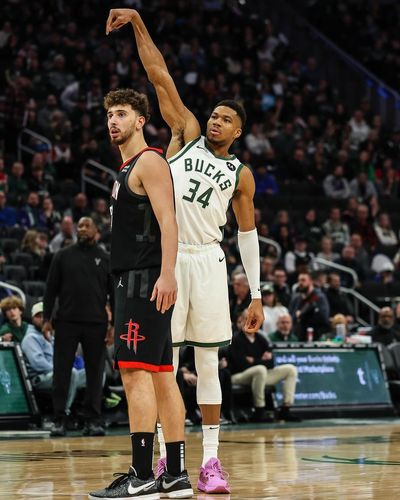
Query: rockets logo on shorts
[[119, 319, 145, 354]]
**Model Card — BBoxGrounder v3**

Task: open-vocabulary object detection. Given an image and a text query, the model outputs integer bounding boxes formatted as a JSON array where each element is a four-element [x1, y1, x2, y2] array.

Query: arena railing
[[258, 235, 282, 261], [340, 287, 380, 328], [17, 129, 53, 166], [0, 281, 26, 306], [80, 159, 117, 194], [313, 257, 358, 289]]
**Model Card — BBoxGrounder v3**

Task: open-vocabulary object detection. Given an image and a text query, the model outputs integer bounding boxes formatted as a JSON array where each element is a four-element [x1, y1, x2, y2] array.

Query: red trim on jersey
[[115, 360, 174, 372], [119, 147, 164, 171]]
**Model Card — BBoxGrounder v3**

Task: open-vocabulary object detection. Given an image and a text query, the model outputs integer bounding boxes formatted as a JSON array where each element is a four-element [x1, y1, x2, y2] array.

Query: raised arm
[[232, 166, 264, 333], [106, 8, 201, 157]]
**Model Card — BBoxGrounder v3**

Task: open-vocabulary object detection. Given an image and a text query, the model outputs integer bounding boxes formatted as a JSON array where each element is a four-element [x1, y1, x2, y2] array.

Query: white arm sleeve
[[238, 228, 261, 299]]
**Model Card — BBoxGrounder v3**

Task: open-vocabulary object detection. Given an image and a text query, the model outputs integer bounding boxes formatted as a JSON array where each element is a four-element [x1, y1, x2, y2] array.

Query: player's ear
[[136, 115, 146, 130], [234, 128, 242, 140]]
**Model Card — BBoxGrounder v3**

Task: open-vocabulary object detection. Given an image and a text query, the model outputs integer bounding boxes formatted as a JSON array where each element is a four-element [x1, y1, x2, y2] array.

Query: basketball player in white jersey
[[107, 9, 264, 494]]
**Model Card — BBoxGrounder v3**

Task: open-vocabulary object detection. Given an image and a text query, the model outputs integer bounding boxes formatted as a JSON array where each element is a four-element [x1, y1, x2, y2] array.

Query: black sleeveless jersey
[[110, 147, 164, 273]]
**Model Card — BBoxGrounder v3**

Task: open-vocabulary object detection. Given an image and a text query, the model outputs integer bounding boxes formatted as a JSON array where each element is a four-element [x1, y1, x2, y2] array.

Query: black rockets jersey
[[109, 147, 164, 273]]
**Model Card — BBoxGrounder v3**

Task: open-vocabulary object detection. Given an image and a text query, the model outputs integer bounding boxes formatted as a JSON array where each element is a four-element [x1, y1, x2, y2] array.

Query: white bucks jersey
[[169, 135, 244, 244]]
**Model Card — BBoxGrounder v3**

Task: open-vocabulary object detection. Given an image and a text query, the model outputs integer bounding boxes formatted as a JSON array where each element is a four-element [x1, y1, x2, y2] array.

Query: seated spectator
[[245, 123, 271, 156], [321, 314, 349, 341], [335, 245, 365, 287], [349, 172, 377, 203], [312, 269, 328, 290], [272, 268, 291, 307], [41, 196, 62, 237], [322, 207, 350, 249], [375, 167, 399, 199], [18, 191, 46, 229], [253, 165, 278, 196], [350, 204, 377, 251], [0, 191, 17, 227], [275, 225, 294, 256], [270, 210, 294, 240], [372, 260, 396, 285], [28, 164, 53, 198], [21, 229, 46, 265], [261, 283, 289, 338], [7, 161, 29, 204], [370, 307, 399, 346], [269, 314, 299, 343], [316, 236, 340, 268], [374, 213, 398, 249], [325, 272, 354, 323], [0, 296, 29, 343], [349, 233, 370, 277], [90, 198, 111, 234], [341, 196, 359, 226], [229, 309, 300, 422], [289, 272, 330, 340], [49, 215, 76, 253], [323, 165, 350, 200], [65, 192, 90, 223], [296, 209, 323, 252], [230, 273, 251, 324], [284, 235, 314, 276], [260, 256, 275, 282], [348, 110, 370, 150], [21, 301, 86, 414]]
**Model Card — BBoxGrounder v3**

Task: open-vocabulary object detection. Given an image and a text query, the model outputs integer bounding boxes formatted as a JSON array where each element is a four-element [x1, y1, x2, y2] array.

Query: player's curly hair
[[0, 296, 24, 314], [104, 88, 150, 122]]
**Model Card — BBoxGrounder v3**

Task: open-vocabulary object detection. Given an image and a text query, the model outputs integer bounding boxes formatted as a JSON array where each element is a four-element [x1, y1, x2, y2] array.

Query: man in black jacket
[[370, 307, 399, 345], [43, 216, 113, 436], [229, 309, 299, 422], [289, 272, 330, 340]]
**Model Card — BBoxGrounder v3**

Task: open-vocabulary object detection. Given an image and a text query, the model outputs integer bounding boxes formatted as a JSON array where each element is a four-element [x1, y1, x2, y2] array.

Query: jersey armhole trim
[[234, 163, 245, 190], [168, 136, 202, 164], [124, 149, 166, 199]]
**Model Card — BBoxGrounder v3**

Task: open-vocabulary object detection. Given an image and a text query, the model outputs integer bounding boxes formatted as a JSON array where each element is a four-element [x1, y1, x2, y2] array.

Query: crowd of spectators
[[3, 0, 400, 424], [303, 0, 400, 91]]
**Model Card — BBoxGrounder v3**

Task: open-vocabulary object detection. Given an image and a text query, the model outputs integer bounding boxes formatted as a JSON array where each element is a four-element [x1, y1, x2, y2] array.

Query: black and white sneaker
[[156, 470, 193, 498], [88, 466, 159, 499]]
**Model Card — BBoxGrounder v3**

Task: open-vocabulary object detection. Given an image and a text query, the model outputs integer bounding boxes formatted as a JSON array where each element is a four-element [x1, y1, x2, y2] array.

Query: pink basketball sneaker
[[197, 457, 230, 494], [156, 457, 166, 479]]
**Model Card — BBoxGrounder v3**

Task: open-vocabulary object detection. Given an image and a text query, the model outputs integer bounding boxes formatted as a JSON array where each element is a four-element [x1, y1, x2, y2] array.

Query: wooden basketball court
[[1, 420, 400, 499]]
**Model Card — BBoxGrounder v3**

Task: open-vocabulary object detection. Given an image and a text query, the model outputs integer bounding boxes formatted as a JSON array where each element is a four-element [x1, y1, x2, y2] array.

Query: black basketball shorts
[[113, 267, 173, 372]]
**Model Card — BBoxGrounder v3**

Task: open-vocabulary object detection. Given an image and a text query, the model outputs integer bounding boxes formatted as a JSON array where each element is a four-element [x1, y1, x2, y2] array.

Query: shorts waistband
[[178, 241, 220, 253]]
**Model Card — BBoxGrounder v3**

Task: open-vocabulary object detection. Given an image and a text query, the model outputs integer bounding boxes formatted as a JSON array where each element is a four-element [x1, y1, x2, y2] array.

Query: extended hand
[[244, 299, 264, 333], [150, 272, 177, 314], [106, 8, 137, 35], [42, 321, 53, 341]]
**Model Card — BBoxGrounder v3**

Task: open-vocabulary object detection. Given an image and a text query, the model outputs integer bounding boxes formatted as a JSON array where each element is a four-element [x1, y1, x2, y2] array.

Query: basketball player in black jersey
[[89, 90, 193, 499]]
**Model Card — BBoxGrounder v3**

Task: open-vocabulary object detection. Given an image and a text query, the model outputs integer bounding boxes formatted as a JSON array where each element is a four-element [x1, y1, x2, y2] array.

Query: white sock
[[157, 423, 166, 458], [202, 424, 220, 466]]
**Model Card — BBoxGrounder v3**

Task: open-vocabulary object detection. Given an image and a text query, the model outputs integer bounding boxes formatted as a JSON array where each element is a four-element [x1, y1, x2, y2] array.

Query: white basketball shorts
[[171, 242, 232, 347]]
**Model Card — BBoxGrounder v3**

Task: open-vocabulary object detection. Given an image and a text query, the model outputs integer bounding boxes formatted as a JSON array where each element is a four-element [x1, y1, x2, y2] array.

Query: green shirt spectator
[[269, 330, 299, 343], [268, 314, 299, 343], [0, 295, 29, 343]]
